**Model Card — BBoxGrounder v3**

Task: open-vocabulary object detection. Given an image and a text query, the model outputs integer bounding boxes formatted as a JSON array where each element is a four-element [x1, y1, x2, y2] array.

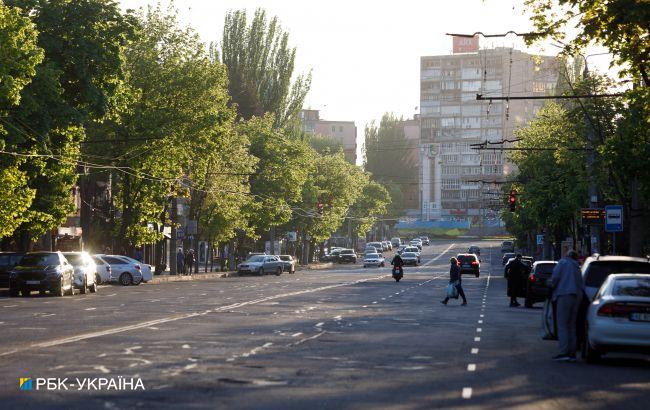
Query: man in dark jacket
[[442, 257, 467, 306], [505, 254, 526, 307], [176, 248, 184, 275], [184, 249, 195, 275], [392, 253, 404, 275]]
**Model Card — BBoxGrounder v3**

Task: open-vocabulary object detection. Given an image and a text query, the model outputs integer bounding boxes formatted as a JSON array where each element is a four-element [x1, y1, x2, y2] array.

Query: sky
[[119, 0, 615, 155]]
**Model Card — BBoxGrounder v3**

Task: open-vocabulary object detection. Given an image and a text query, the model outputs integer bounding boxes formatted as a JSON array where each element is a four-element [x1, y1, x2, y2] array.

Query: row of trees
[[0, 2, 391, 262], [504, 0, 649, 256]]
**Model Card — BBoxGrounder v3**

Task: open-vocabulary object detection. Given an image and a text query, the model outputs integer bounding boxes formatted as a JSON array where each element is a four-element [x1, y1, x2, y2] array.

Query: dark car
[[457, 254, 480, 277], [9, 252, 76, 297], [0, 252, 25, 288], [502, 252, 516, 266], [322, 248, 342, 262], [468, 246, 481, 256], [525, 261, 558, 307], [338, 249, 357, 264]]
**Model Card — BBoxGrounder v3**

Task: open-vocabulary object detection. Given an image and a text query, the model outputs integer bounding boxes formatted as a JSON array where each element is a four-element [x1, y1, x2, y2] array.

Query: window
[[462, 81, 481, 91], [104, 256, 127, 265], [441, 105, 460, 115], [442, 154, 458, 163], [442, 179, 460, 189]]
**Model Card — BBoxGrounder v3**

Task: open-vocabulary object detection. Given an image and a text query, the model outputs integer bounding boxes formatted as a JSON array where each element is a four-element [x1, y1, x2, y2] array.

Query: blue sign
[[605, 205, 623, 232], [536, 234, 544, 245]]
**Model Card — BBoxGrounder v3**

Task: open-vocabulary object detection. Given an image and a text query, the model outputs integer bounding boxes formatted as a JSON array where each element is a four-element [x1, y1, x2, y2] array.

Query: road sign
[[176, 227, 185, 240], [581, 208, 605, 225], [605, 205, 623, 232], [536, 234, 544, 245]]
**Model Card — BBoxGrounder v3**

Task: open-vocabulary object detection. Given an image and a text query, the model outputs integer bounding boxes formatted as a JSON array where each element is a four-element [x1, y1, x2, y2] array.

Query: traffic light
[[317, 201, 324, 215], [509, 190, 516, 212]]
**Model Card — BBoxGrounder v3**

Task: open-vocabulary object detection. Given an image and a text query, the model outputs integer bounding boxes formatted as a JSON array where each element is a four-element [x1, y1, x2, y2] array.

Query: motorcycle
[[392, 265, 403, 282]]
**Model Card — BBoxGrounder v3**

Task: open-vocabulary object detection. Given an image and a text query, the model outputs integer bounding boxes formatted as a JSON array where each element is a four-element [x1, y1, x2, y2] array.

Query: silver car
[[584, 274, 650, 362], [363, 253, 385, 268], [238, 255, 284, 275], [279, 255, 297, 274], [62, 252, 98, 294]]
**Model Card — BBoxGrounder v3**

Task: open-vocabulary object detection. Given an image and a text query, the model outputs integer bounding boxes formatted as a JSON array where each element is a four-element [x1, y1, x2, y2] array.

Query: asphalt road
[[1, 240, 648, 409]]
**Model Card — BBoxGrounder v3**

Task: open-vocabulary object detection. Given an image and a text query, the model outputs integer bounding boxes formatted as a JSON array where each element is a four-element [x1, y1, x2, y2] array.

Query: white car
[[363, 253, 385, 268], [116, 256, 153, 282], [584, 274, 650, 362], [409, 240, 422, 251], [94, 254, 144, 286], [62, 252, 98, 294], [91, 255, 112, 284]]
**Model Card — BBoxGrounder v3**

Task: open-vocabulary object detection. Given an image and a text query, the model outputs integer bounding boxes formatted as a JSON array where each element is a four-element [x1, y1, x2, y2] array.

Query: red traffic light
[[509, 190, 516, 212]]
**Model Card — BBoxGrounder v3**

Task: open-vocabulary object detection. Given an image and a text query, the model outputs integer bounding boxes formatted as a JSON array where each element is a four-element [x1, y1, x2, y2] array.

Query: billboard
[[453, 36, 479, 54]]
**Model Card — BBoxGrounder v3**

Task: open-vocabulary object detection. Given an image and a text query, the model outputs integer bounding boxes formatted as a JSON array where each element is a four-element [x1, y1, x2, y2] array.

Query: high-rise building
[[300, 109, 358, 164], [419, 44, 559, 223]]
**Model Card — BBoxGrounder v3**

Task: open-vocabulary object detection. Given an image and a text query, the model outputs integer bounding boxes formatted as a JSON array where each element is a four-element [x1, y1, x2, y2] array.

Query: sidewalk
[[150, 262, 334, 284]]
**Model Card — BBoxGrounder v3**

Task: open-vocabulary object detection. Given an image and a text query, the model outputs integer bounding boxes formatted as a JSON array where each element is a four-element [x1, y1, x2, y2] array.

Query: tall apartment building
[[300, 109, 358, 164], [419, 44, 559, 223]]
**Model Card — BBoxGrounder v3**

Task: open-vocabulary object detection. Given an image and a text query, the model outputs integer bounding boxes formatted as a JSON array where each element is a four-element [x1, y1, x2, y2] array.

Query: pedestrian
[[176, 248, 184, 275], [505, 254, 526, 307], [550, 249, 584, 362], [185, 249, 195, 275], [441, 257, 467, 306]]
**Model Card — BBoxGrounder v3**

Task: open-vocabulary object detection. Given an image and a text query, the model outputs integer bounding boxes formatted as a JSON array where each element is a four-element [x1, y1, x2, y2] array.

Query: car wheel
[[475, 273, 480, 278], [380, 262, 385, 267], [119, 272, 133, 286], [21, 289, 30, 297], [81, 278, 88, 294], [258, 267, 264, 276], [276, 267, 282, 276], [68, 282, 77, 296], [95, 273, 102, 285], [54, 279, 65, 297], [39, 290, 47, 296], [89, 280, 97, 293], [133, 275, 142, 285], [582, 325, 602, 363], [363, 265, 367, 268]]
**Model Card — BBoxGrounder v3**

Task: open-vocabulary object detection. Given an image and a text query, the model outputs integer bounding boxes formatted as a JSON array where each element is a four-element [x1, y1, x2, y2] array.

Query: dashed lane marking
[[467, 364, 476, 372], [462, 387, 473, 399]]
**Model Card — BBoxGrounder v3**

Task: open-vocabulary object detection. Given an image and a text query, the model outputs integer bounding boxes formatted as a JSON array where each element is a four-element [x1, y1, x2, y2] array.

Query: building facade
[[419, 46, 559, 223], [300, 109, 358, 164]]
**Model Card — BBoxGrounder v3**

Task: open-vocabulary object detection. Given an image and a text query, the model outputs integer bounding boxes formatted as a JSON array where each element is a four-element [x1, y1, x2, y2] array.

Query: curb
[[149, 271, 239, 284]]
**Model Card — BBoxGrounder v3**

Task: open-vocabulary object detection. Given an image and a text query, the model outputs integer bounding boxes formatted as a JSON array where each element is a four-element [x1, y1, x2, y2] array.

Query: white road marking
[[315, 322, 324, 328], [291, 332, 303, 337], [467, 364, 476, 371], [480, 314, 484, 318], [3, 305, 18, 308], [476, 328, 482, 332], [85, 307, 96, 311], [474, 337, 481, 342], [471, 348, 479, 354], [182, 344, 190, 349], [462, 387, 473, 399]]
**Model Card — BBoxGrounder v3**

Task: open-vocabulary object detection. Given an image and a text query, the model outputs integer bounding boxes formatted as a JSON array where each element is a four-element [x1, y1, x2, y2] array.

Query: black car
[[502, 252, 516, 266], [457, 254, 480, 277], [468, 246, 481, 256], [524, 261, 557, 307], [338, 249, 357, 264], [0, 252, 25, 288], [9, 252, 76, 297]]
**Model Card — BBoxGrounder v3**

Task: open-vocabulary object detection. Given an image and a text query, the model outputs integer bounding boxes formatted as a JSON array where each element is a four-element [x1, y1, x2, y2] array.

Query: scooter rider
[[392, 253, 404, 275]]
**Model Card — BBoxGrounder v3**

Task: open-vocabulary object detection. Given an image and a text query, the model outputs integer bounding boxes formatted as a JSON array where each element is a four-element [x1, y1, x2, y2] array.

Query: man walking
[[551, 250, 584, 362], [176, 248, 184, 275], [505, 254, 526, 307], [441, 257, 467, 306]]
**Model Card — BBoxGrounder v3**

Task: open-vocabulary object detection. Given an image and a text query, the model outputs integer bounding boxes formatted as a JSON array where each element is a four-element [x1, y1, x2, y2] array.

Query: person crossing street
[[442, 257, 467, 306]]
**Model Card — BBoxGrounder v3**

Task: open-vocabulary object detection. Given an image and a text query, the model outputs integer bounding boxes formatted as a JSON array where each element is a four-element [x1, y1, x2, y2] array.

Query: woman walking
[[442, 257, 467, 306]]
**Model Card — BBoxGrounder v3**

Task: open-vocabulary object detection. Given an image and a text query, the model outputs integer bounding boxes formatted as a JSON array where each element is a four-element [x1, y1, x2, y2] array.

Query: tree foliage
[[217, 8, 311, 128]]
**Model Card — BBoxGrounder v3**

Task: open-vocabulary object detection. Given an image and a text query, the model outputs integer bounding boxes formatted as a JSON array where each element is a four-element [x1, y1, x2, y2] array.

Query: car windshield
[[458, 255, 476, 263], [19, 254, 59, 266], [402, 252, 416, 257], [63, 253, 84, 265], [340, 249, 354, 254], [247, 255, 265, 263], [533, 264, 556, 275], [280, 256, 291, 261], [585, 261, 650, 287], [0, 254, 22, 267], [612, 278, 650, 297], [504, 253, 515, 259], [365, 255, 378, 259], [502, 241, 513, 246]]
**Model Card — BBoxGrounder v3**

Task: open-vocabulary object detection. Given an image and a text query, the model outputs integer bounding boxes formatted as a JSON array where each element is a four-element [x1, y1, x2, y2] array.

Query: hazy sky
[[119, 0, 613, 144]]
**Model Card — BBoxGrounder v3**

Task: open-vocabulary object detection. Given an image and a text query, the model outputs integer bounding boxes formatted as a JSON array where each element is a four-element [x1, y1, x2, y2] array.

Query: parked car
[[582, 255, 650, 301], [9, 252, 76, 297], [501, 240, 515, 253], [338, 249, 357, 264], [468, 245, 481, 256], [116, 256, 153, 282], [502, 252, 516, 266], [457, 254, 480, 278], [237, 255, 284, 275], [391, 237, 401, 247], [91, 255, 112, 284], [524, 261, 558, 307], [363, 253, 385, 268], [62, 251, 98, 294], [419, 236, 430, 246], [583, 274, 650, 362], [279, 255, 297, 273], [0, 251, 25, 288], [322, 248, 343, 262], [94, 254, 143, 286], [400, 252, 419, 266]]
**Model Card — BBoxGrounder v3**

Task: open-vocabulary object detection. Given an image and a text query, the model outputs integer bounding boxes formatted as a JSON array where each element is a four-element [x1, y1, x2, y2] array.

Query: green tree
[[3, 0, 134, 248], [309, 134, 344, 155], [350, 180, 391, 238], [217, 8, 311, 128], [525, 0, 649, 85]]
